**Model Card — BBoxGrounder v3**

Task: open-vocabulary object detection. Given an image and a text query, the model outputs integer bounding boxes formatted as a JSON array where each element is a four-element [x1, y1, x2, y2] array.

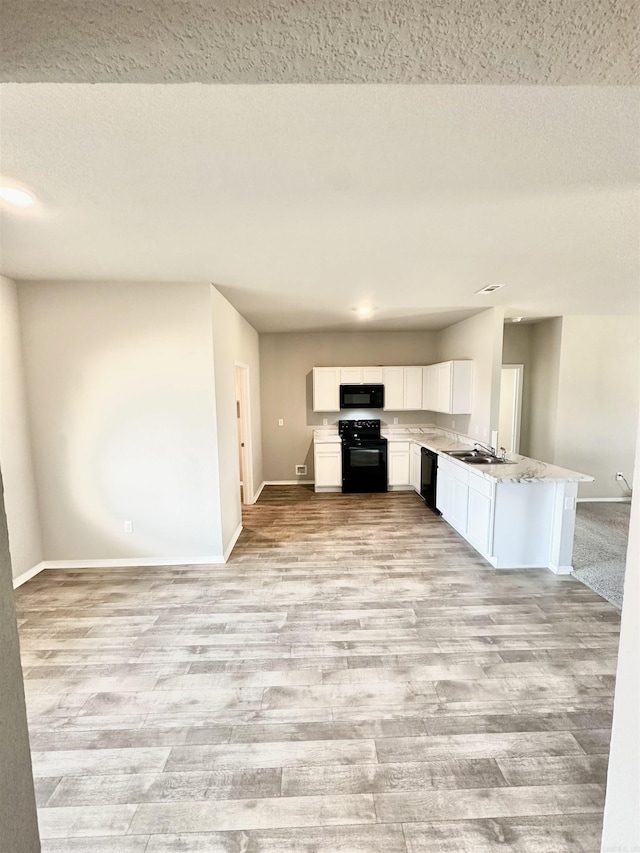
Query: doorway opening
[[498, 364, 524, 454], [234, 362, 254, 505]]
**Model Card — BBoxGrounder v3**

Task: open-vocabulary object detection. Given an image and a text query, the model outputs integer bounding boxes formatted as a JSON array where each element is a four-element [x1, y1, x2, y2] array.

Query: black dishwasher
[[420, 447, 440, 514]]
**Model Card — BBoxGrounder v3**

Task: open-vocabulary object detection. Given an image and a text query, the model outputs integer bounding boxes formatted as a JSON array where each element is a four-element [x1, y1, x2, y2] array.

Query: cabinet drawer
[[468, 471, 493, 498], [314, 444, 341, 456], [388, 441, 410, 452]]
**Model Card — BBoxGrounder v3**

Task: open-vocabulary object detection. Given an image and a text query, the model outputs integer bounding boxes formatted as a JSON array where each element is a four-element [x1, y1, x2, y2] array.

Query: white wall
[[18, 280, 223, 560], [601, 406, 640, 850], [554, 316, 639, 499], [527, 318, 563, 463], [436, 308, 504, 442], [211, 286, 263, 549], [0, 275, 43, 580]]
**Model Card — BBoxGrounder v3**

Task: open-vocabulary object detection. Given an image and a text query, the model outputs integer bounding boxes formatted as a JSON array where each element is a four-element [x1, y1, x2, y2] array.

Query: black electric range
[[338, 419, 388, 494]]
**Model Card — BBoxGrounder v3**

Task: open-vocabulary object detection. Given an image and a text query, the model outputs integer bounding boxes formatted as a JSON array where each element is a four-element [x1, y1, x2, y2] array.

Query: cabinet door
[[451, 361, 473, 414], [436, 467, 453, 516], [437, 362, 453, 413], [467, 487, 493, 554], [383, 367, 405, 410], [404, 367, 423, 411], [340, 367, 362, 385], [362, 367, 384, 384], [410, 446, 421, 492], [388, 449, 411, 486], [450, 478, 469, 533], [423, 364, 439, 411], [313, 368, 340, 412], [314, 450, 341, 487]]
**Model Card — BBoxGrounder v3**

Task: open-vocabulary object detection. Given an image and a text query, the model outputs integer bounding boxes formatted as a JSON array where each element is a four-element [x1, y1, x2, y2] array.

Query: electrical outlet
[[278, 418, 284, 427], [616, 472, 625, 481], [393, 417, 399, 424], [451, 420, 455, 429], [123, 520, 133, 534], [322, 418, 328, 426]]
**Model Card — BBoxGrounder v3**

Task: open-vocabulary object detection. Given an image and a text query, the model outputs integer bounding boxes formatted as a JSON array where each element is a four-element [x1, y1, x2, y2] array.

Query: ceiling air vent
[[475, 284, 506, 294]]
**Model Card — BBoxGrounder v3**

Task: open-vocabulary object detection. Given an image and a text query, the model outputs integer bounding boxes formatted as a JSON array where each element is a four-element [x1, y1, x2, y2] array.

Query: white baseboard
[[13, 536, 245, 584], [223, 524, 243, 561], [251, 481, 266, 503], [548, 562, 573, 575], [40, 555, 228, 570], [577, 497, 632, 503], [12, 561, 46, 589], [263, 480, 315, 485]]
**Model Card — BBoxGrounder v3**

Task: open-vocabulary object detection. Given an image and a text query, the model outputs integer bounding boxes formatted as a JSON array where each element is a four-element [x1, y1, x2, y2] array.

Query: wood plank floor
[[16, 485, 620, 852]]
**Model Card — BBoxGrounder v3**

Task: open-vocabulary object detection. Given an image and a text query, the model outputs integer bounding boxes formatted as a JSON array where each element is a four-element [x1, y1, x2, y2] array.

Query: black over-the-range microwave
[[339, 384, 385, 409]]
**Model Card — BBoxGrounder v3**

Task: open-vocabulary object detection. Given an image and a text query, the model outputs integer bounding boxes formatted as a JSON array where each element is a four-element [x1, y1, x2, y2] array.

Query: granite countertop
[[313, 426, 593, 484], [410, 432, 593, 484]]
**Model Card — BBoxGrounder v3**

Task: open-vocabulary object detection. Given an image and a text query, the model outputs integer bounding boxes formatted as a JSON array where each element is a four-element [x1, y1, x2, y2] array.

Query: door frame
[[234, 362, 254, 505], [500, 364, 524, 454]]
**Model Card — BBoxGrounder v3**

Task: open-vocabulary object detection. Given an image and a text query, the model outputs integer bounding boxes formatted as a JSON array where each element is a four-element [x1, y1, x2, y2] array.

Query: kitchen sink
[[445, 450, 515, 465]]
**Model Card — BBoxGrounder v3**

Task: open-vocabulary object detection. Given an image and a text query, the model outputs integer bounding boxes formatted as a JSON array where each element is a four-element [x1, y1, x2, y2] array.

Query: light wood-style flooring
[[16, 486, 620, 851]]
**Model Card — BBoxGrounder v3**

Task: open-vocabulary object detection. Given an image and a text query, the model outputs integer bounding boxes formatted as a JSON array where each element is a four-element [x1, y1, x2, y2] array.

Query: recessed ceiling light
[[355, 306, 373, 317], [0, 185, 36, 207], [475, 284, 506, 295]]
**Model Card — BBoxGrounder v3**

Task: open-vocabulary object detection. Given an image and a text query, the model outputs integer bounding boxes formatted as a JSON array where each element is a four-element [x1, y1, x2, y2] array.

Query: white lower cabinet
[[410, 444, 421, 493], [467, 486, 493, 553], [437, 456, 495, 559], [388, 441, 411, 487], [314, 445, 342, 489]]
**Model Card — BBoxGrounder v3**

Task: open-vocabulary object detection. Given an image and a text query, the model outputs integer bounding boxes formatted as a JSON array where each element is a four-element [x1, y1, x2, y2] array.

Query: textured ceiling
[[1, 0, 639, 84], [1, 85, 638, 332]]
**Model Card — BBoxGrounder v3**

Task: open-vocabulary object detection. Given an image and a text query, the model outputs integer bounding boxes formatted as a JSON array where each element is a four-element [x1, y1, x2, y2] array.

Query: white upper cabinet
[[422, 360, 473, 414], [340, 367, 363, 385], [422, 364, 438, 411], [382, 367, 405, 410], [312, 362, 470, 413], [312, 367, 340, 412], [362, 367, 384, 384], [403, 367, 423, 410], [437, 362, 453, 412]]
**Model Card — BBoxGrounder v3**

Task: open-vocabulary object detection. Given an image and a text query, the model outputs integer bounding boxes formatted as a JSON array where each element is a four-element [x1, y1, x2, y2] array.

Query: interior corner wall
[[17, 280, 223, 561], [0, 470, 41, 852], [0, 275, 43, 580], [553, 316, 639, 500], [210, 286, 263, 549], [601, 408, 640, 849], [435, 308, 504, 441], [259, 331, 439, 482]]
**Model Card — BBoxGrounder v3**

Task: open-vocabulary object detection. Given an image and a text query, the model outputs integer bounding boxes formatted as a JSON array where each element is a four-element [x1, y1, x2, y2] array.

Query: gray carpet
[[572, 501, 631, 610]]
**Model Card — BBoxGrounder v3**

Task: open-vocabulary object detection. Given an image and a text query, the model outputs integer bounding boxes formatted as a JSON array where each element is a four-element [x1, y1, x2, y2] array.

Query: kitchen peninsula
[[313, 426, 593, 575]]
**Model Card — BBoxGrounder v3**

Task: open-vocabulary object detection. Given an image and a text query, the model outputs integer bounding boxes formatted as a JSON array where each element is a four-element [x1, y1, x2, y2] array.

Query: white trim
[[578, 497, 632, 503], [548, 562, 573, 575], [264, 480, 315, 485], [235, 361, 254, 506], [12, 561, 46, 589], [41, 555, 227, 569], [223, 523, 243, 561], [252, 481, 266, 503], [500, 364, 524, 454]]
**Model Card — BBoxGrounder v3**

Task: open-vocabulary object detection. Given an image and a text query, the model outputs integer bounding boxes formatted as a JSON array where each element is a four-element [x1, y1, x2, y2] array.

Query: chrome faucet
[[499, 446, 507, 462], [474, 441, 496, 456]]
